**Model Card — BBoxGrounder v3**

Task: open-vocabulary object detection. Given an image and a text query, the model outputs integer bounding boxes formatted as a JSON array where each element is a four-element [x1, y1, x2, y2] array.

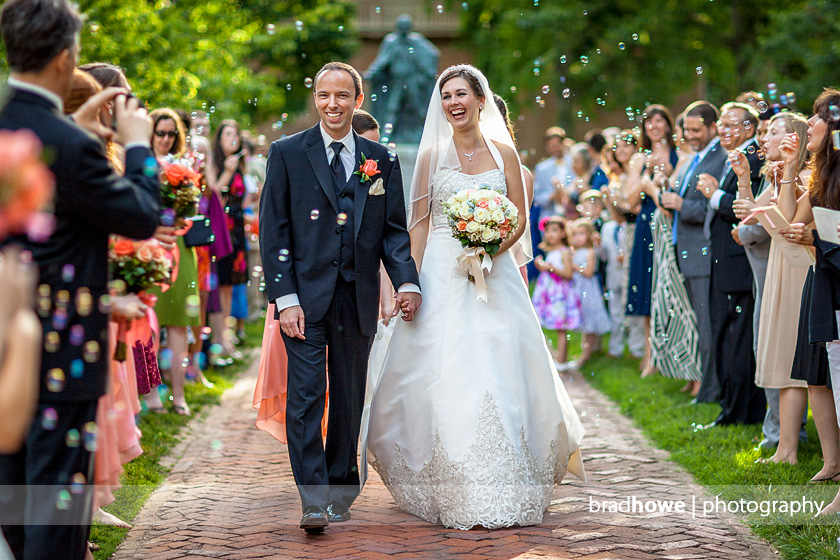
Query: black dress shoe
[[300, 506, 329, 534], [327, 501, 351, 523]]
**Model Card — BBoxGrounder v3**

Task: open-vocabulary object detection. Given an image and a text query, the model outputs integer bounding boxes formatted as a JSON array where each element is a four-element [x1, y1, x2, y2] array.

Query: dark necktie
[[330, 141, 345, 188]]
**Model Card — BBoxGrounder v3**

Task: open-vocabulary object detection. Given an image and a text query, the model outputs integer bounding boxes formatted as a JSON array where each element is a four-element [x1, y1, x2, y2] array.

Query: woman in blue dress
[[624, 105, 679, 376]]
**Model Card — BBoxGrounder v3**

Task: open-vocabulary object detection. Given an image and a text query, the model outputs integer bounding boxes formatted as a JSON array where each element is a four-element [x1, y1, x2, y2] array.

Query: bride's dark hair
[[438, 65, 485, 99]]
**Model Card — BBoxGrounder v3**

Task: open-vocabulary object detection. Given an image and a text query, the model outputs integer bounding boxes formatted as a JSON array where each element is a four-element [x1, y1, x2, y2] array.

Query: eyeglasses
[[154, 130, 178, 139]]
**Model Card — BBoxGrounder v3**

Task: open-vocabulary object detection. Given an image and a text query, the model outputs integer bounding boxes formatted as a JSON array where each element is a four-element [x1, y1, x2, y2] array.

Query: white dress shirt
[[710, 137, 756, 210], [275, 124, 419, 313]]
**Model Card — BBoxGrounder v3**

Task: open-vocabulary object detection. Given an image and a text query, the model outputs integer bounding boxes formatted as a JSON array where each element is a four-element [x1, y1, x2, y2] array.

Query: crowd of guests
[[527, 85, 840, 515], [0, 0, 266, 557]]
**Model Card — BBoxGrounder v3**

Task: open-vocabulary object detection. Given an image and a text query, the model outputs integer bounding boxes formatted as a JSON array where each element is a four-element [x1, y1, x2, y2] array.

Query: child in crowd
[[599, 213, 629, 358], [532, 216, 582, 368], [577, 189, 607, 232], [569, 219, 612, 369]]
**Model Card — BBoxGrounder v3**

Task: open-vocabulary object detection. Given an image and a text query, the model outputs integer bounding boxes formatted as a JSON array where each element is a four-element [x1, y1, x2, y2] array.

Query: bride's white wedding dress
[[362, 146, 585, 530]]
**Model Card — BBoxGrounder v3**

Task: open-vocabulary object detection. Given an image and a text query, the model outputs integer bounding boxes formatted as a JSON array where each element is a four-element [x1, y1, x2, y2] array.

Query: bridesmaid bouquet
[[443, 186, 519, 255], [159, 161, 202, 222], [0, 129, 54, 240], [109, 236, 171, 295], [442, 186, 518, 302]]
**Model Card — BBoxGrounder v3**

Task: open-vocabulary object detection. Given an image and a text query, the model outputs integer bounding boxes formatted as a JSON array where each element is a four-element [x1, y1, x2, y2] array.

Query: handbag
[[182, 215, 215, 247]]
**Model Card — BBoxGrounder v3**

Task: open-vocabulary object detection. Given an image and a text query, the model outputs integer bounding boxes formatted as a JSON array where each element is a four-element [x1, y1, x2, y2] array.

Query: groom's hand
[[278, 305, 306, 339], [393, 293, 422, 322]]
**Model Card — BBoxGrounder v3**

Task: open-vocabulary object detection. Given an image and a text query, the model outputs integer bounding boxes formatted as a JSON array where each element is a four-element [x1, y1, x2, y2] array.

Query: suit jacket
[[708, 139, 763, 293], [737, 177, 771, 295], [0, 88, 161, 403], [675, 140, 727, 278], [259, 124, 419, 337]]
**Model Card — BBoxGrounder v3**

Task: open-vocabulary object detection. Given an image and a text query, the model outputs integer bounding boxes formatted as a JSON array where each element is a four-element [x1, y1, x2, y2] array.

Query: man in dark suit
[[698, 101, 766, 425], [661, 101, 726, 403], [259, 62, 421, 534], [0, 1, 161, 558]]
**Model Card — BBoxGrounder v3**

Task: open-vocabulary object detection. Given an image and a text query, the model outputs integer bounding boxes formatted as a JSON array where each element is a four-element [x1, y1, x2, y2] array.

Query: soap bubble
[[46, 368, 65, 392]]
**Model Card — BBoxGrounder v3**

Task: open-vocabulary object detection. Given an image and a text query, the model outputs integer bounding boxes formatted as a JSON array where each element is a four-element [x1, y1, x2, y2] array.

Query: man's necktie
[[330, 141, 345, 188]]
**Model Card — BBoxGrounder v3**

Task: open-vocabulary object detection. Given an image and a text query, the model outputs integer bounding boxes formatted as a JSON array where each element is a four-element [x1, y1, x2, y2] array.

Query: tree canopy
[[0, 0, 357, 128], [453, 0, 838, 125]]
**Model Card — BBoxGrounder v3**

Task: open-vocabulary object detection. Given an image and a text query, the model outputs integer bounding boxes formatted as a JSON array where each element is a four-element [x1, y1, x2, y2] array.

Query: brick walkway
[[113, 359, 777, 560]]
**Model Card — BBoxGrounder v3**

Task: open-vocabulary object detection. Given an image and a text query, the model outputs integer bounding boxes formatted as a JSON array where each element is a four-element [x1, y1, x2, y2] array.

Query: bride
[[362, 65, 585, 530]]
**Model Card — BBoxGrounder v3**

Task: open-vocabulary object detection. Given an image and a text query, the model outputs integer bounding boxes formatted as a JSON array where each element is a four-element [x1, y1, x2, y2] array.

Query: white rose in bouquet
[[473, 207, 490, 223]]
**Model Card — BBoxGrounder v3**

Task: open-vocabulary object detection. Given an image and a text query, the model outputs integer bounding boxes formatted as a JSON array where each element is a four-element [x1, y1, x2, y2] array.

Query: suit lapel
[[304, 126, 339, 213], [353, 132, 370, 240]]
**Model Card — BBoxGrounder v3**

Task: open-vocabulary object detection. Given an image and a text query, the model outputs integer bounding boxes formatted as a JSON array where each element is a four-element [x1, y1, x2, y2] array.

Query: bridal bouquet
[[442, 186, 519, 301], [109, 236, 171, 295], [443, 186, 519, 254], [158, 160, 202, 222]]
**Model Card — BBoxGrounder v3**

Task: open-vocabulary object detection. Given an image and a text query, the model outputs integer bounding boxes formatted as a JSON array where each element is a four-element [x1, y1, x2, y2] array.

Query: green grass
[[90, 320, 263, 559], [552, 327, 840, 560]]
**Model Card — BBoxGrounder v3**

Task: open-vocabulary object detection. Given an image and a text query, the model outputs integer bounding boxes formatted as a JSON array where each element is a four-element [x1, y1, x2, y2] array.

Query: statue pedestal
[[392, 143, 420, 208]]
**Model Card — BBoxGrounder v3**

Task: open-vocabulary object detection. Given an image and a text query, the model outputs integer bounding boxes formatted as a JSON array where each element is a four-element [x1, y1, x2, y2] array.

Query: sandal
[[173, 404, 191, 416], [809, 471, 840, 484]]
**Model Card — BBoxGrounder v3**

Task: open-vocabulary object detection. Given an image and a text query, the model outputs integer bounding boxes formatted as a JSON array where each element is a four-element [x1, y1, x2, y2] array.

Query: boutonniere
[[354, 154, 381, 183]]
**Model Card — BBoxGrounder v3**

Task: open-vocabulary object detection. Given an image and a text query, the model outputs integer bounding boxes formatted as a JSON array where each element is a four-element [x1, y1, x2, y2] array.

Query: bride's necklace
[[457, 142, 479, 161]]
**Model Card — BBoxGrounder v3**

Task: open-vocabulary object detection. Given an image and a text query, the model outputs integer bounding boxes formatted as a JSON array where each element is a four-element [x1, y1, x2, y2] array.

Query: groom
[[259, 62, 421, 534]]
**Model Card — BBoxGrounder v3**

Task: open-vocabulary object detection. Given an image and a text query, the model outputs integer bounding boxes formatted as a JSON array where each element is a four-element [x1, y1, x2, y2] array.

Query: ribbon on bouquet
[[457, 247, 493, 302], [739, 207, 776, 229]]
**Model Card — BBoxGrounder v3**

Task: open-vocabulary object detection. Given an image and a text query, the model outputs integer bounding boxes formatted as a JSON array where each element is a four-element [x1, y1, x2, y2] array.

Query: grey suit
[[674, 140, 727, 402]]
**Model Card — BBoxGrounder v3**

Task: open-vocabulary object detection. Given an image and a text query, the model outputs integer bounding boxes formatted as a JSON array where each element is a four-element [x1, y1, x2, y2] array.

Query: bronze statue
[[364, 15, 439, 144]]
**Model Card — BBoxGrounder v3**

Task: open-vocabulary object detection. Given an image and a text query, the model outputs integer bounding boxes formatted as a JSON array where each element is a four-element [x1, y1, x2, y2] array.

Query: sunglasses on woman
[[154, 130, 178, 139]]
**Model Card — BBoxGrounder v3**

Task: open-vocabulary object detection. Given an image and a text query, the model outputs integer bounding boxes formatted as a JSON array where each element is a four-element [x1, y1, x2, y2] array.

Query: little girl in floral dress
[[532, 216, 582, 368]]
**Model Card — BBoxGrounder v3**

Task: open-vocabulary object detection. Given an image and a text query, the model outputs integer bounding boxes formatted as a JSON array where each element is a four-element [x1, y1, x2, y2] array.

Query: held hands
[[393, 292, 422, 322], [696, 173, 719, 199], [779, 223, 814, 246]]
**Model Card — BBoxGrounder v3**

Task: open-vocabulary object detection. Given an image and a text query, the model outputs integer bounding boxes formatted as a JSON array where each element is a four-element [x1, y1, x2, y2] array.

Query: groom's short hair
[[314, 62, 363, 99]]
